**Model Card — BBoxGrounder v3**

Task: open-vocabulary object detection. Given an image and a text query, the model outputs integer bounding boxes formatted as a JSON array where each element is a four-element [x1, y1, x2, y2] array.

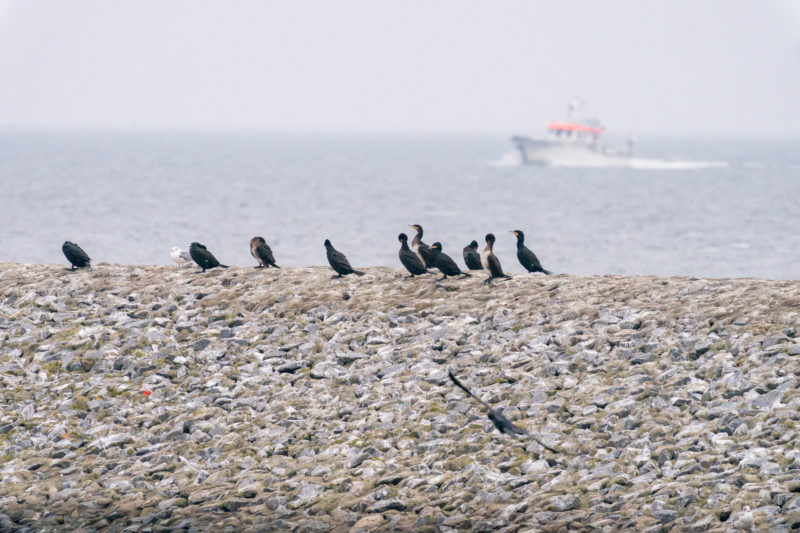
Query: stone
[[349, 514, 385, 532]]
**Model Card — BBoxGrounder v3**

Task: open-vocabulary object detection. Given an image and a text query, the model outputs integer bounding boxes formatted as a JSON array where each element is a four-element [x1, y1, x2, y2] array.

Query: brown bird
[[398, 233, 428, 278], [463, 240, 483, 270], [250, 236, 280, 268], [480, 233, 511, 285], [409, 224, 436, 268]]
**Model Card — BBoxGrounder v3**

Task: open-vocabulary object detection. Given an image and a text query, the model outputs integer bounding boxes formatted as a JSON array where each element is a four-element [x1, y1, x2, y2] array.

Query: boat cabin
[[547, 122, 604, 143]]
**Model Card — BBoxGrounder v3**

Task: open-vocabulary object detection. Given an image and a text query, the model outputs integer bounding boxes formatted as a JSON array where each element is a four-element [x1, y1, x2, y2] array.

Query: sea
[[0, 130, 798, 280]]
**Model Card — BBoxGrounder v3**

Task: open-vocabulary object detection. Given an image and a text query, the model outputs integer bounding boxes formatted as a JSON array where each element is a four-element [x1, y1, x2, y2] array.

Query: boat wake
[[627, 158, 729, 170], [487, 151, 729, 170], [486, 151, 524, 168]]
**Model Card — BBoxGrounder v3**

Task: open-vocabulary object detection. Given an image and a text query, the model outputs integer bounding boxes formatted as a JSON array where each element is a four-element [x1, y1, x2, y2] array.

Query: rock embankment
[[1, 263, 799, 532]]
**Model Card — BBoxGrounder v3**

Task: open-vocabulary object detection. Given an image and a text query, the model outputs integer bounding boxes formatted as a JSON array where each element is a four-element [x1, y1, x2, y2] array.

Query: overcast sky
[[0, 0, 799, 136]]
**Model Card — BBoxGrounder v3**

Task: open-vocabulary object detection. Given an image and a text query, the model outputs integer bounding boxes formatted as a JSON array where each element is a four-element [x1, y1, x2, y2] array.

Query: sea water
[[0, 130, 797, 279]]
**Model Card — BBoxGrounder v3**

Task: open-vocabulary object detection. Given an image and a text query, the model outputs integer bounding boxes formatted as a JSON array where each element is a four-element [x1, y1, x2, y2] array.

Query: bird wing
[[400, 248, 426, 274], [448, 371, 492, 411], [438, 252, 461, 275], [179, 250, 191, 261], [256, 243, 275, 263], [487, 253, 505, 277], [329, 249, 352, 270], [76, 246, 91, 262], [520, 246, 543, 270], [197, 248, 218, 266], [419, 244, 437, 267], [464, 251, 482, 270], [64, 243, 90, 263], [449, 372, 559, 453]]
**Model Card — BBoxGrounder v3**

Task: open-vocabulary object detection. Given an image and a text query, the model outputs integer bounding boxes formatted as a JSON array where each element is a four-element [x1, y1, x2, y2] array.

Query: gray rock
[[550, 495, 580, 512], [652, 509, 680, 523], [370, 499, 406, 513]]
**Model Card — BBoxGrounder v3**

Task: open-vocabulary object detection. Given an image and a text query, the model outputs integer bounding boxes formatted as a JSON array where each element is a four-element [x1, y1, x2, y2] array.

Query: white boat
[[511, 100, 634, 167]]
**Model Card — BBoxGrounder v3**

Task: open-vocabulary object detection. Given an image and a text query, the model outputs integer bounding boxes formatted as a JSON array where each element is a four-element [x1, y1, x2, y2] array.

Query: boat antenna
[[567, 96, 585, 120], [627, 132, 637, 156]]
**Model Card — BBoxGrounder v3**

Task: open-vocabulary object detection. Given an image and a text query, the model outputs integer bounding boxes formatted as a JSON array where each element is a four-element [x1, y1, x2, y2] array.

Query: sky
[[0, 0, 799, 136]]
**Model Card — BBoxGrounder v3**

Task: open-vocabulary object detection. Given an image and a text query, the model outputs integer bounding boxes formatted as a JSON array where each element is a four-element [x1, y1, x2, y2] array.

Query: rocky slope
[[0, 262, 799, 532]]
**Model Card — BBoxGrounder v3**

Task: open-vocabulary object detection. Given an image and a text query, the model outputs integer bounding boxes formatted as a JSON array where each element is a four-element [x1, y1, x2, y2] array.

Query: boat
[[511, 99, 634, 167]]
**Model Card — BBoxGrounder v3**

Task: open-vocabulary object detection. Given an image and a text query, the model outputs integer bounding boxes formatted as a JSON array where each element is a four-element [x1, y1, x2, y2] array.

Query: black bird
[[189, 242, 229, 272], [429, 242, 471, 281], [448, 371, 558, 453], [250, 236, 280, 268], [324, 239, 364, 277], [62, 241, 91, 271], [481, 233, 511, 285], [463, 240, 483, 271], [511, 230, 551, 274], [409, 224, 436, 268], [398, 233, 428, 278]]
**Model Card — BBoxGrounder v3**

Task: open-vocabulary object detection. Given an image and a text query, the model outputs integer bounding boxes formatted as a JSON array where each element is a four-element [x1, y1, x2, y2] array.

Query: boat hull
[[512, 135, 631, 167]]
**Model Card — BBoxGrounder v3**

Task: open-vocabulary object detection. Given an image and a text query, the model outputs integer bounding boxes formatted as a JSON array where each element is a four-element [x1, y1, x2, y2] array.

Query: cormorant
[[511, 230, 551, 274], [463, 240, 483, 270], [409, 224, 436, 268], [481, 233, 511, 285], [448, 371, 558, 453], [250, 236, 280, 268], [429, 242, 471, 280], [324, 239, 364, 277], [190, 242, 229, 272], [170, 247, 191, 266], [62, 241, 91, 271], [398, 233, 428, 278]]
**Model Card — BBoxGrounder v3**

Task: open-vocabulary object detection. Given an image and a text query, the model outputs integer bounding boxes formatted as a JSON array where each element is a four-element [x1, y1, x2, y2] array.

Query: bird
[[170, 247, 192, 266], [250, 236, 280, 269], [429, 242, 471, 280], [448, 371, 558, 453], [189, 242, 228, 272], [324, 239, 364, 277], [481, 233, 511, 285], [409, 224, 436, 268], [511, 230, 551, 274], [732, 506, 754, 530], [462, 240, 483, 270], [398, 233, 429, 278], [62, 241, 91, 271]]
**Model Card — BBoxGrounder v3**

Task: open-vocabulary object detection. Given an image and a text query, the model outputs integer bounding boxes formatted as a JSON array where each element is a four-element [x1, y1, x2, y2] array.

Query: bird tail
[[542, 269, 552, 275], [461, 272, 472, 278], [220, 264, 229, 268], [354, 270, 365, 276], [273, 264, 281, 269]]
